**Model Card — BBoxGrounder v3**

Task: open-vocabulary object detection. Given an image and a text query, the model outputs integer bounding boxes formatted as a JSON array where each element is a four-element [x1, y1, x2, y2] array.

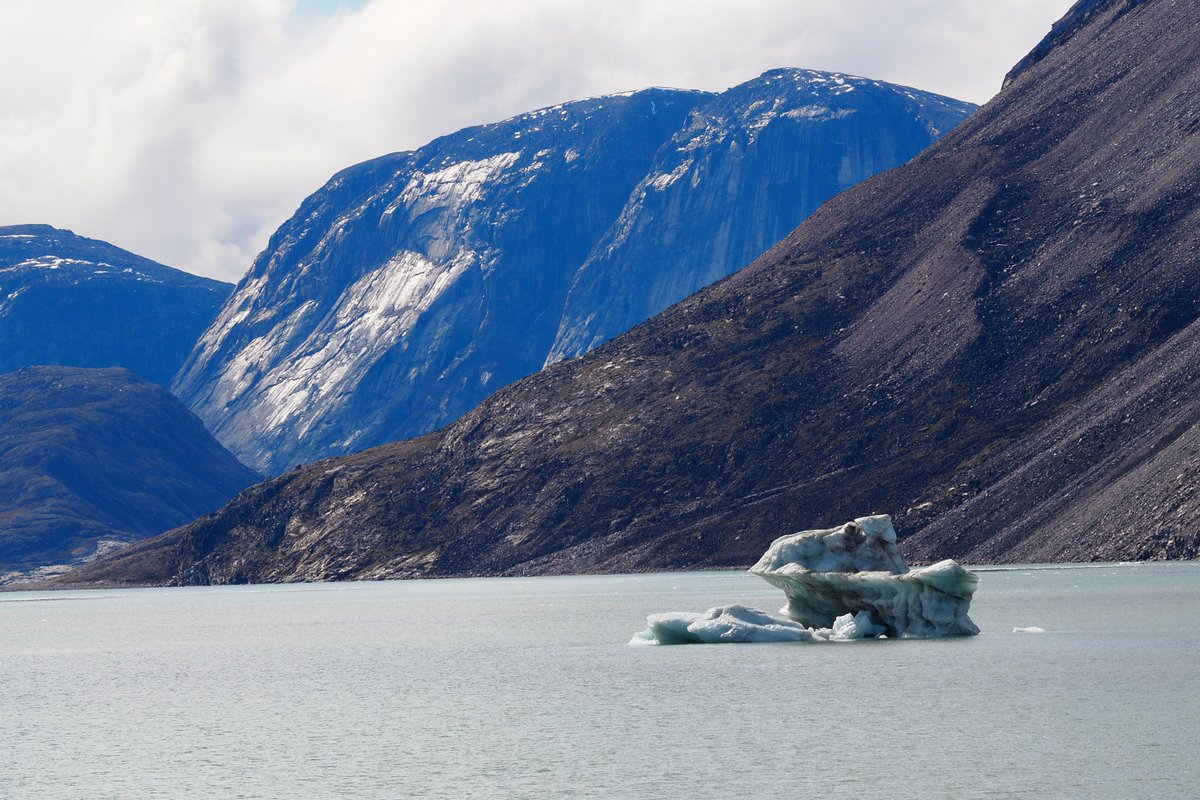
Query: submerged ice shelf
[[632, 515, 979, 645]]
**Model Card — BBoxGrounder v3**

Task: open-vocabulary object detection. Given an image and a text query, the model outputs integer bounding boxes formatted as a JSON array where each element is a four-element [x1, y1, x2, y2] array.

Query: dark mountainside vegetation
[[0, 367, 260, 580], [54, 0, 1200, 588]]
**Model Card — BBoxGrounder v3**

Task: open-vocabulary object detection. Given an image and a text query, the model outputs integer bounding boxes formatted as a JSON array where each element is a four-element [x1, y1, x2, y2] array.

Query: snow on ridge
[[672, 70, 879, 152], [750, 68, 871, 92], [10, 256, 74, 270], [493, 86, 709, 136], [682, 65, 975, 150], [777, 67, 874, 88], [6, 256, 87, 273], [519, 87, 694, 115], [757, 68, 975, 112], [0, 255, 165, 284]]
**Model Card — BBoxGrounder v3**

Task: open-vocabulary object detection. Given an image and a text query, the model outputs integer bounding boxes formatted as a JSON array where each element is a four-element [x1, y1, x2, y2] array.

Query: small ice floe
[[628, 606, 886, 645], [632, 515, 979, 645], [1012, 626, 1046, 634]]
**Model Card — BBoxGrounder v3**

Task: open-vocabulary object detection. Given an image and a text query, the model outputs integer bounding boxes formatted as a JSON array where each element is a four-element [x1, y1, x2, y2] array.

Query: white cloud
[[0, 0, 1072, 283]]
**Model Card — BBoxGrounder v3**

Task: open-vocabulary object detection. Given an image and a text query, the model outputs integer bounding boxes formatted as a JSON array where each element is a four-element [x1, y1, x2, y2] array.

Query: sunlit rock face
[[175, 72, 974, 475], [633, 516, 979, 644], [173, 88, 708, 475]]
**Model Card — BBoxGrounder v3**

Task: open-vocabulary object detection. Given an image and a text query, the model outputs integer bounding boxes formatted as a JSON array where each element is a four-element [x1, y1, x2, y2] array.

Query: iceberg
[[629, 606, 887, 645], [632, 515, 979, 645]]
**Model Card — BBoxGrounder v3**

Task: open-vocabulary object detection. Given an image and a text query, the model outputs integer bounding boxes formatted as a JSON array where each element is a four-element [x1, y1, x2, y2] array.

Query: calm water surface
[[3, 562, 1199, 799]]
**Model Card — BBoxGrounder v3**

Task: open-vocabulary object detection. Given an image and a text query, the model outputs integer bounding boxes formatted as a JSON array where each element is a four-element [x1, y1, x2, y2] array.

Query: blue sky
[[0, 0, 1074, 283], [291, 0, 368, 21]]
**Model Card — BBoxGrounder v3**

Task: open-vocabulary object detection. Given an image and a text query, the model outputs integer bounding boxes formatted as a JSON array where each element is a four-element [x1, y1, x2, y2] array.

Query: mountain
[[546, 69, 974, 363], [172, 74, 974, 475], [0, 225, 233, 386], [0, 366, 261, 581], [54, 0, 1199, 589]]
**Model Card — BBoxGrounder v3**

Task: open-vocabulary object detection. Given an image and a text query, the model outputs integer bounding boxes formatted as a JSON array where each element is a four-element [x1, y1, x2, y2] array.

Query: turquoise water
[[3, 563, 1198, 799]]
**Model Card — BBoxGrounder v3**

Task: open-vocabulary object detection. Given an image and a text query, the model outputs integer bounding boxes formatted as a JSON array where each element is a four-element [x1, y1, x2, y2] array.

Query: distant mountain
[[0, 366, 260, 581], [59, 0, 1200, 589], [173, 73, 974, 475], [546, 69, 974, 363], [0, 225, 233, 386]]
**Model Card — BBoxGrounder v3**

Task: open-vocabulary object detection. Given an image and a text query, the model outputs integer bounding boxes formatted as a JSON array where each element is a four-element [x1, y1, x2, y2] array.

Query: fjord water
[[3, 564, 1198, 799]]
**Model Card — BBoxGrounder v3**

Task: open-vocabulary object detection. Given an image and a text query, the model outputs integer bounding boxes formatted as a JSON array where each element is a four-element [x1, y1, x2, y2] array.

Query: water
[[3, 562, 1199, 799]]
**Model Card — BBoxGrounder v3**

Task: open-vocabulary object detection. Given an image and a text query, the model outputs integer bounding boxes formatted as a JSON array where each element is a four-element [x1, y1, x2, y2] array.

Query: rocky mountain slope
[[0, 225, 233, 385], [0, 367, 260, 581], [56, 0, 1199, 589], [173, 74, 973, 475]]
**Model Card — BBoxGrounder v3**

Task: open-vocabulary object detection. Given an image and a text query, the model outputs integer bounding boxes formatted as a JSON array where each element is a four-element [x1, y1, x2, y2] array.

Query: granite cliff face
[[173, 89, 707, 475], [57, 0, 1199, 588], [546, 69, 974, 363], [0, 225, 233, 386], [173, 74, 973, 475], [0, 367, 260, 580]]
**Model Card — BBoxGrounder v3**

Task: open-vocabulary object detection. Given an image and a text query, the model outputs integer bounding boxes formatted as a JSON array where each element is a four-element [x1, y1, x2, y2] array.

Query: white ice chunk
[[830, 610, 887, 641], [1012, 626, 1046, 634], [632, 605, 823, 645], [633, 515, 979, 645], [751, 515, 908, 574], [751, 516, 979, 637]]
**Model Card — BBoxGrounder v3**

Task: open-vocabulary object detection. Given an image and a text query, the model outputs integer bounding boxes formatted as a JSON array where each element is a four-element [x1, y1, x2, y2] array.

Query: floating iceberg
[[629, 605, 887, 645], [632, 515, 979, 645]]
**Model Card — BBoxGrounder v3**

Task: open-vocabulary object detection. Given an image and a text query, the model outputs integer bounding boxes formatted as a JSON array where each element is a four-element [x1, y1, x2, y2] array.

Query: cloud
[[0, 0, 1072, 283]]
